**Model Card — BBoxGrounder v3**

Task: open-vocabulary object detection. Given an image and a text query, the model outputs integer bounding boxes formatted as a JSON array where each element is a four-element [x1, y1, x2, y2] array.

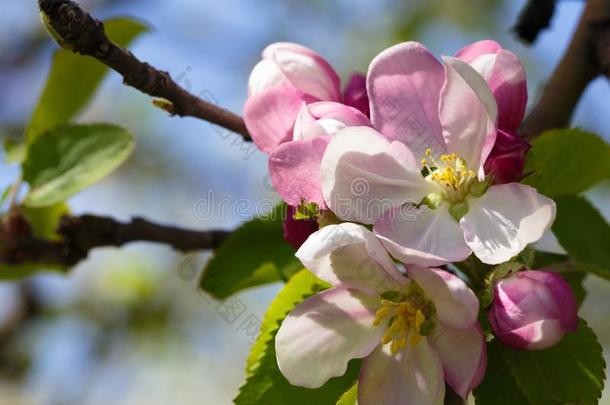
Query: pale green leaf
[[23, 124, 134, 207]]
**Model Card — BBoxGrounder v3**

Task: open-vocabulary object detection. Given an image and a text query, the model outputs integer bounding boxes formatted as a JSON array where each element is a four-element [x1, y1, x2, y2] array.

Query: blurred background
[[0, 0, 608, 404]]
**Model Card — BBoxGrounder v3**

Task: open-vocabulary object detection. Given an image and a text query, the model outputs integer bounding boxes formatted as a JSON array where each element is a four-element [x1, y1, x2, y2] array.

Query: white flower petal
[[296, 223, 406, 294], [275, 287, 384, 388], [440, 57, 497, 178], [373, 204, 472, 267], [460, 183, 556, 265], [359, 340, 445, 405], [406, 266, 479, 329], [321, 126, 433, 224], [430, 323, 487, 398]]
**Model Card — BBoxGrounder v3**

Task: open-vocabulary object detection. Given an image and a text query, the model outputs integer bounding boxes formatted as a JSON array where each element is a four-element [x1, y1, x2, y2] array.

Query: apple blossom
[[275, 223, 486, 404], [321, 42, 556, 266], [243, 43, 341, 153], [489, 270, 578, 350]]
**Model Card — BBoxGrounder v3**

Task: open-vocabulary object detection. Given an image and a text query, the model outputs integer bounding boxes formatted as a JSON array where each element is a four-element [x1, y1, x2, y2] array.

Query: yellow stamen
[[373, 298, 428, 354]]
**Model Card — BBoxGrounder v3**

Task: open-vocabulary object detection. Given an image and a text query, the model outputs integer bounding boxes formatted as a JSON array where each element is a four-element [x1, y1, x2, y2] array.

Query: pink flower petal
[[321, 126, 433, 224], [460, 183, 556, 265], [343, 73, 370, 117], [519, 271, 578, 332], [439, 57, 497, 179], [269, 136, 330, 207], [490, 317, 565, 350], [430, 323, 487, 398], [455, 40, 502, 63], [367, 42, 446, 158], [248, 58, 287, 95], [244, 85, 316, 153], [483, 129, 531, 184], [359, 340, 445, 405], [296, 223, 406, 294], [293, 101, 372, 141], [265, 42, 341, 101], [373, 204, 472, 267], [458, 42, 527, 132], [406, 266, 479, 329], [275, 287, 384, 388]]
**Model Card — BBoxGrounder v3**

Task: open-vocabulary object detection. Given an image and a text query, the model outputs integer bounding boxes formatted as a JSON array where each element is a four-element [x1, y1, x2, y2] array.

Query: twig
[[513, 0, 557, 44], [38, 0, 252, 141], [521, 0, 610, 139], [0, 212, 231, 267]]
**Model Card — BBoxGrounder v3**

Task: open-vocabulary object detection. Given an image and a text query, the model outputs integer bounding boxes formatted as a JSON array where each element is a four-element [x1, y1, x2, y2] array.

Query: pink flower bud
[[489, 270, 578, 350], [292, 101, 371, 141], [283, 205, 319, 250], [484, 129, 531, 184], [343, 73, 370, 117], [248, 42, 341, 102]]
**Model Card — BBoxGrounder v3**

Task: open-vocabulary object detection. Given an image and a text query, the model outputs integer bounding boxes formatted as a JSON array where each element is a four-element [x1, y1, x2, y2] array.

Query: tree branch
[[38, 0, 252, 141], [1, 212, 230, 267], [521, 0, 610, 140], [513, 0, 557, 44]]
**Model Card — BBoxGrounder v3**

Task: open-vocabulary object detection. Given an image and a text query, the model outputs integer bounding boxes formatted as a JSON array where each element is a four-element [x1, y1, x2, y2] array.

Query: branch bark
[[0, 212, 230, 267], [521, 0, 610, 139], [38, 0, 252, 141]]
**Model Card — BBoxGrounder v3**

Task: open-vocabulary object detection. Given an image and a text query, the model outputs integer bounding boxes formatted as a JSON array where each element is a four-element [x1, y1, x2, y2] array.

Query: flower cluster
[[244, 40, 578, 404]]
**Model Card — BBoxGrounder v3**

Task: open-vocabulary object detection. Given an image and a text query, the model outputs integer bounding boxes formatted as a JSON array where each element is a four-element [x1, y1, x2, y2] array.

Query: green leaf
[[503, 319, 605, 405], [552, 196, 610, 279], [236, 269, 357, 404], [3, 138, 26, 164], [336, 383, 358, 405], [474, 339, 532, 405], [26, 18, 148, 143], [200, 204, 301, 299], [22, 124, 134, 207], [0, 263, 66, 281], [523, 129, 610, 198], [21, 202, 70, 240]]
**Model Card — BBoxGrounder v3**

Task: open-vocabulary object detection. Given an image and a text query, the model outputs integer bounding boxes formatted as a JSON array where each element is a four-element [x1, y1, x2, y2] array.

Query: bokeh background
[[0, 0, 609, 404]]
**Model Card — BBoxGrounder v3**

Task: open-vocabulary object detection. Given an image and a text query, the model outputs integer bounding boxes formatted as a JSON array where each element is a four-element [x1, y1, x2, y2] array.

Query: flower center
[[421, 149, 477, 202], [373, 291, 435, 354]]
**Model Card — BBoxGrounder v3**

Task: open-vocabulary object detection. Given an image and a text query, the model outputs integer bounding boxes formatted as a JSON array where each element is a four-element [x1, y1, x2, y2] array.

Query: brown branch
[[513, 0, 557, 44], [521, 0, 610, 140], [1, 212, 230, 267], [38, 0, 252, 141]]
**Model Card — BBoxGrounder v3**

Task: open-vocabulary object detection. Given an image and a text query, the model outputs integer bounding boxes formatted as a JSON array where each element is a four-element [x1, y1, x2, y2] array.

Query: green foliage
[[26, 18, 148, 143], [474, 339, 532, 405], [335, 383, 358, 405], [0, 263, 65, 281], [200, 204, 301, 299], [3, 138, 26, 164], [22, 124, 134, 207], [236, 269, 358, 404], [21, 203, 70, 240], [475, 320, 605, 405], [552, 196, 610, 280], [523, 129, 610, 198]]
